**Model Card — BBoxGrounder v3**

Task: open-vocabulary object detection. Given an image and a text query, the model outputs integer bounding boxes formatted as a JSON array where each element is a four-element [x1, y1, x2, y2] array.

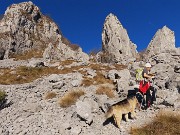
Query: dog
[[105, 96, 140, 128]]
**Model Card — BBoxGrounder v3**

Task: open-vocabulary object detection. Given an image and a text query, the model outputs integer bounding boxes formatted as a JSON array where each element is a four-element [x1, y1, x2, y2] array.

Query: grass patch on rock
[[10, 48, 45, 60], [82, 71, 113, 87], [45, 92, 57, 100], [0, 66, 84, 85], [60, 60, 75, 66], [130, 111, 180, 135], [59, 90, 85, 108], [96, 85, 115, 98]]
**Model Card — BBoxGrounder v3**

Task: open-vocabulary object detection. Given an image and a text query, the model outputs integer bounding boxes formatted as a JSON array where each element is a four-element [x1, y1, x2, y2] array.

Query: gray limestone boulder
[[46, 74, 62, 83], [106, 69, 121, 81], [151, 63, 174, 89], [164, 91, 179, 106], [70, 126, 82, 135], [106, 69, 131, 93], [52, 81, 65, 89], [86, 68, 97, 78], [174, 99, 180, 109], [174, 63, 180, 73], [76, 100, 93, 125], [27, 58, 45, 67], [71, 80, 82, 87]]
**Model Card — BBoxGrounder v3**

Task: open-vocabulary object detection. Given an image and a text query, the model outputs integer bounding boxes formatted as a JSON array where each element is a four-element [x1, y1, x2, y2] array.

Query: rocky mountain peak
[[104, 13, 123, 28], [145, 25, 176, 58], [4, 1, 40, 20], [101, 13, 137, 64], [0, 1, 89, 61]]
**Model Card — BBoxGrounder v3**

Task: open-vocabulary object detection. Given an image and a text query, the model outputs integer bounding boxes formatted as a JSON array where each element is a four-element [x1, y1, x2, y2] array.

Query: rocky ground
[[0, 58, 179, 135]]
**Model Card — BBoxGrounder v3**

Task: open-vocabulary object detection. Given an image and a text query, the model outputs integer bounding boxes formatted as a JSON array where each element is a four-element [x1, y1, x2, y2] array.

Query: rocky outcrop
[[0, 1, 89, 61], [101, 13, 137, 64], [145, 26, 177, 59]]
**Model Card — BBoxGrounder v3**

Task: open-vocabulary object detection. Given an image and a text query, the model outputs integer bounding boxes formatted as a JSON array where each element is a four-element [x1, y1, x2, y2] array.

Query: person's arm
[[144, 73, 154, 79]]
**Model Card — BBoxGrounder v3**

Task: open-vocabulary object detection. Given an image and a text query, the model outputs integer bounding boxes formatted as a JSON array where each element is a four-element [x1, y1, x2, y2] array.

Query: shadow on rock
[[0, 99, 13, 111], [103, 116, 118, 128]]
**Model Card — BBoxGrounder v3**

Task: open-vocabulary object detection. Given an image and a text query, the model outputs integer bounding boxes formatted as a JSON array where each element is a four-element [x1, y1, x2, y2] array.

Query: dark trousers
[[146, 86, 156, 106]]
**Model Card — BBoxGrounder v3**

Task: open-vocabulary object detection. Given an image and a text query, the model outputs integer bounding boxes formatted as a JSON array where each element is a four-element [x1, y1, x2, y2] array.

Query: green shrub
[[0, 90, 7, 103]]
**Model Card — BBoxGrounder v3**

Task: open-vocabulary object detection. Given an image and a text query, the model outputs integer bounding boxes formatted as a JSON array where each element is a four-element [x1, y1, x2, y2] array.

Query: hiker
[[142, 63, 157, 107]]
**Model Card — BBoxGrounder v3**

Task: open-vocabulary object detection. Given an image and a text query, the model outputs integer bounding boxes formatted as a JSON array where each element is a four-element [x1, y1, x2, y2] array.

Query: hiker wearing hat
[[142, 63, 157, 107]]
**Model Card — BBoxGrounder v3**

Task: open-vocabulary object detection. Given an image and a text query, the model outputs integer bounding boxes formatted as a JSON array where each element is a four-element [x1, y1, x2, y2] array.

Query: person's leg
[[146, 89, 151, 107], [150, 86, 157, 103]]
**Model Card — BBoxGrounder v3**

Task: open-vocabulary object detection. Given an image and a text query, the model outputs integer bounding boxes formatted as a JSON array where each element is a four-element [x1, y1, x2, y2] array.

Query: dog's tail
[[105, 107, 113, 119]]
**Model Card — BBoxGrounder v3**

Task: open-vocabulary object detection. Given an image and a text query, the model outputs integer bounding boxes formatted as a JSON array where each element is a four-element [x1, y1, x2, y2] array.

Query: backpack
[[136, 68, 143, 81]]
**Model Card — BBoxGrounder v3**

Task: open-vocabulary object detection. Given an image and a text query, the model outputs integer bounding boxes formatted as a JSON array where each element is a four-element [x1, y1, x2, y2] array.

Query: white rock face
[[145, 26, 176, 58], [0, 1, 89, 61], [101, 13, 137, 64]]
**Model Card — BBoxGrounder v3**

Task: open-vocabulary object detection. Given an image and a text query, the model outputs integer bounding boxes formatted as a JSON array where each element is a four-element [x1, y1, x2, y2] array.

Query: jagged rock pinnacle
[[101, 13, 137, 64], [146, 25, 176, 58]]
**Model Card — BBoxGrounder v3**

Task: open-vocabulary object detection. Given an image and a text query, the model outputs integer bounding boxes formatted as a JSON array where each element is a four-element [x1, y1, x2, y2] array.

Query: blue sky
[[0, 0, 180, 53]]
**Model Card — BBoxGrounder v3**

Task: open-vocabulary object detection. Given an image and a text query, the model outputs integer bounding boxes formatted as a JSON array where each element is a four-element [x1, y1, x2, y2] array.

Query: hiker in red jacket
[[142, 63, 157, 107]]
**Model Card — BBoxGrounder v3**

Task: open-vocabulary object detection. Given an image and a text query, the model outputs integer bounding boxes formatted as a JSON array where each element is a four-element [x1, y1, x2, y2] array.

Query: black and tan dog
[[105, 96, 140, 128]]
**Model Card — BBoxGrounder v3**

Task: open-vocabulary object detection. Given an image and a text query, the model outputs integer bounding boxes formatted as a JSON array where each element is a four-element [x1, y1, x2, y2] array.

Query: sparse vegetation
[[10, 49, 44, 60], [61, 36, 80, 51], [81, 63, 125, 87], [0, 62, 126, 85], [0, 65, 84, 85], [60, 60, 75, 66], [89, 63, 112, 71], [89, 48, 100, 56], [45, 92, 57, 100], [59, 90, 85, 108], [96, 86, 115, 98], [0, 90, 7, 104], [131, 111, 180, 135], [82, 71, 113, 87]]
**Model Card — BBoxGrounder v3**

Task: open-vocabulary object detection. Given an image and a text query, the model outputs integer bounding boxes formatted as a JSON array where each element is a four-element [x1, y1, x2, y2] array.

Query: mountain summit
[[0, 1, 89, 61]]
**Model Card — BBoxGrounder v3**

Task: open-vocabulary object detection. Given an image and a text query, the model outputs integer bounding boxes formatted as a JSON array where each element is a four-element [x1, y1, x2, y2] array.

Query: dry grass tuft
[[45, 92, 57, 100], [59, 90, 85, 108], [114, 64, 127, 70], [89, 64, 111, 71], [82, 71, 113, 87], [60, 60, 75, 66], [10, 48, 45, 60], [0, 65, 85, 85], [131, 111, 180, 135], [61, 36, 80, 51], [96, 86, 115, 98]]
